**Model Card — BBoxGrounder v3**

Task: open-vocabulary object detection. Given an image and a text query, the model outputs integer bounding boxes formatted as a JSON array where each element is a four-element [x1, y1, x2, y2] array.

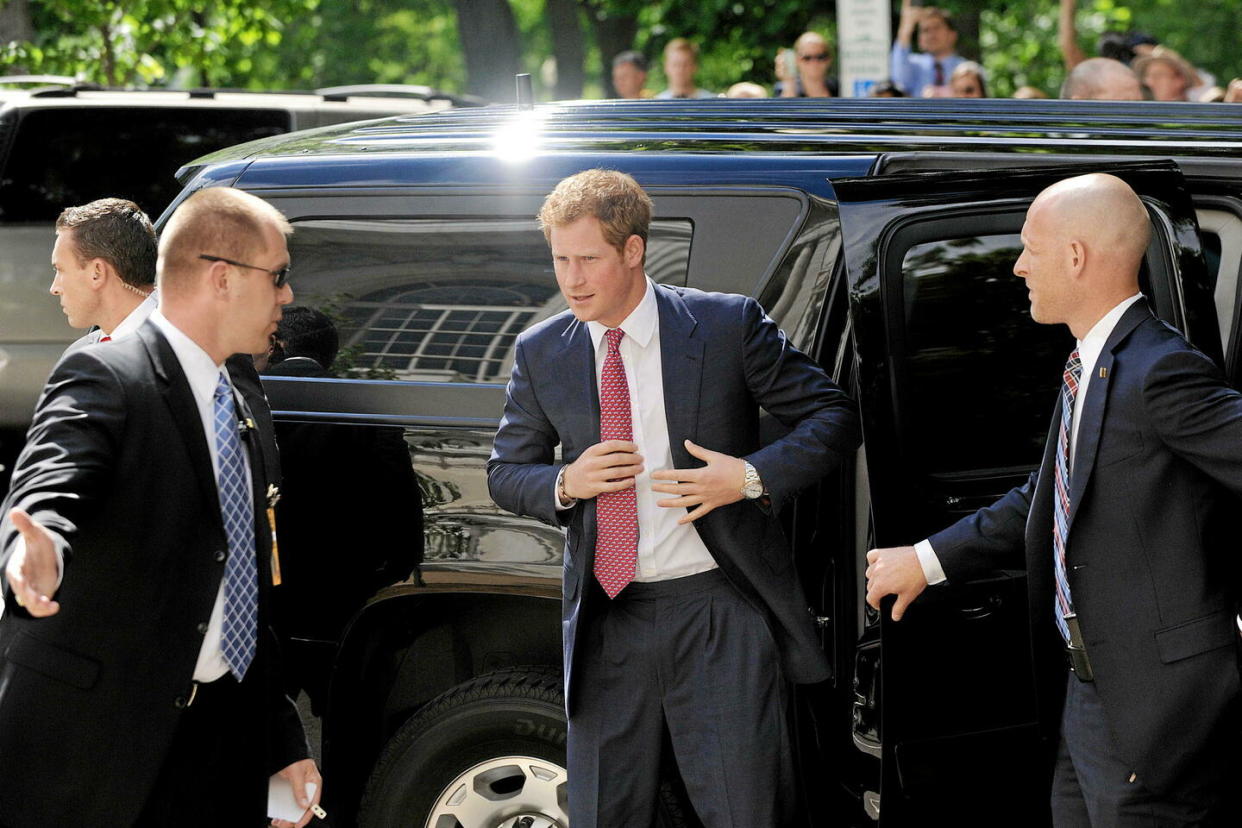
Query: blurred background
[[1, 1, 1240, 103]]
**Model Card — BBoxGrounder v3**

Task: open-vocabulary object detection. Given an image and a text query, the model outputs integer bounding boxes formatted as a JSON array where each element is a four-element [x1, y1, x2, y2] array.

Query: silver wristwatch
[[741, 460, 765, 499]]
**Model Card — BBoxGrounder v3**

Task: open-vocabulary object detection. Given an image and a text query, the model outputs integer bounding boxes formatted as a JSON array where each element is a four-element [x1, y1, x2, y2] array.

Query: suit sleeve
[[927, 472, 1035, 583], [487, 337, 565, 527], [1142, 346, 1242, 495], [0, 350, 125, 605], [737, 297, 861, 514]]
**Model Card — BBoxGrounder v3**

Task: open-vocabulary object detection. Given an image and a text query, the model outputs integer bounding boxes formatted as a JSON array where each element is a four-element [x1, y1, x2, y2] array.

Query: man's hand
[[865, 545, 928, 621], [562, 440, 643, 501], [5, 508, 61, 617], [1225, 78, 1242, 103], [270, 758, 322, 828], [651, 440, 745, 524]]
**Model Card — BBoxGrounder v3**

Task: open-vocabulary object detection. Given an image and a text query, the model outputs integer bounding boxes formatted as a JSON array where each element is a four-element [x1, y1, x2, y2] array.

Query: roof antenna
[[516, 73, 534, 111]]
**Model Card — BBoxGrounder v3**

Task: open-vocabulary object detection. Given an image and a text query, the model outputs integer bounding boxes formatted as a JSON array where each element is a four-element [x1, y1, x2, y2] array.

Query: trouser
[[1051, 673, 1236, 827], [135, 673, 269, 827], [567, 568, 796, 827]]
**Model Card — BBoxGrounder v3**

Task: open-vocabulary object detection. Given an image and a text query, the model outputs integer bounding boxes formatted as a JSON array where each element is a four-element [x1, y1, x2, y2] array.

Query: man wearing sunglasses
[[0, 187, 321, 828], [775, 31, 839, 98]]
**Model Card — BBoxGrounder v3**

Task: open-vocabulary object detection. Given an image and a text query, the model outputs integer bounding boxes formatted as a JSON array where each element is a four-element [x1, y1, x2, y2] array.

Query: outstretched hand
[[5, 508, 61, 617], [865, 545, 927, 621], [650, 440, 746, 524]]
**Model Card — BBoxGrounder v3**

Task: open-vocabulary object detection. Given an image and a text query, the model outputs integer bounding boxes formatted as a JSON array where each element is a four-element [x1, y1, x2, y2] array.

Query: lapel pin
[[1099, 367, 1108, 379]]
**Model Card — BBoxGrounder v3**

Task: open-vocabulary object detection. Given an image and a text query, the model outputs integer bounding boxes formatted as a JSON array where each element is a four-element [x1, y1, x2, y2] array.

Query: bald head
[[1034, 173, 1151, 269], [1015, 173, 1150, 338], [1062, 58, 1144, 101]]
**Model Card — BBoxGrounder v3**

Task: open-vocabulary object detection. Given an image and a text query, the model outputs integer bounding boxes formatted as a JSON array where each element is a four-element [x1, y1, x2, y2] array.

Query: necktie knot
[[605, 328, 625, 354], [214, 372, 231, 402]]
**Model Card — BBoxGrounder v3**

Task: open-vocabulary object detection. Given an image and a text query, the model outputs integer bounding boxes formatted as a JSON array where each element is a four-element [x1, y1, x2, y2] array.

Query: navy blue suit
[[488, 284, 859, 823], [930, 302, 1242, 817]]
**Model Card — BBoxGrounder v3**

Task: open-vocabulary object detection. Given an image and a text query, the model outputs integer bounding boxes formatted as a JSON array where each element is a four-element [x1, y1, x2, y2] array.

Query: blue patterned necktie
[[1052, 350, 1083, 643], [213, 372, 257, 679]]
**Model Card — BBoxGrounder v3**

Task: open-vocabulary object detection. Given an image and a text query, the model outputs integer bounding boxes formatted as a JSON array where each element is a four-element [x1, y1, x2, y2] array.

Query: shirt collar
[[107, 291, 158, 341], [1077, 293, 1143, 368], [586, 277, 658, 351], [149, 308, 229, 409]]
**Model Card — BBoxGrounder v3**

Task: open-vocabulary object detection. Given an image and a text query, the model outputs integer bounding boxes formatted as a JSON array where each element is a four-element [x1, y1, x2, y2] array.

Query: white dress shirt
[[150, 309, 249, 682], [914, 294, 1144, 585], [556, 279, 718, 581], [104, 292, 157, 340]]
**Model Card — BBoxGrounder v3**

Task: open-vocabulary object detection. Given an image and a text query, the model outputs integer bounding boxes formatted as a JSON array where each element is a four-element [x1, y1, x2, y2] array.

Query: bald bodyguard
[[867, 173, 1242, 825]]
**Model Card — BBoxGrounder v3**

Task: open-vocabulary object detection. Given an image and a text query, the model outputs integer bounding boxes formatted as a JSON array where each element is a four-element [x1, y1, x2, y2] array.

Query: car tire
[[358, 666, 568, 827], [358, 665, 696, 827]]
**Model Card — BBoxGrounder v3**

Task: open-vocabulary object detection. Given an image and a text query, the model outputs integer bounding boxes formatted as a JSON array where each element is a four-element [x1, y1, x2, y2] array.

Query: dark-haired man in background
[[51, 198, 158, 347]]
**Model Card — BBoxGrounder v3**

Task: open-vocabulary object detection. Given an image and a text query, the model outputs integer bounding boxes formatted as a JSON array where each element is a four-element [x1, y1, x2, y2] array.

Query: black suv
[[162, 98, 1242, 826]]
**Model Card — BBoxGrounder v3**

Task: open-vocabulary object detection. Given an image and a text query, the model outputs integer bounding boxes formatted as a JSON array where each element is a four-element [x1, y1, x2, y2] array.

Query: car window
[[283, 217, 692, 384], [899, 232, 1073, 475], [0, 107, 289, 221]]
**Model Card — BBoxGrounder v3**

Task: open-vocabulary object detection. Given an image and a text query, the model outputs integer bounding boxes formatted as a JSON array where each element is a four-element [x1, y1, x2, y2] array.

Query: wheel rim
[[424, 755, 569, 828]]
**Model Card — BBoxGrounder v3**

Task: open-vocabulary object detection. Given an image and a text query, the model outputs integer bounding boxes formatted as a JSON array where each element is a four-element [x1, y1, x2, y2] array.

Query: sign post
[[837, 0, 892, 97]]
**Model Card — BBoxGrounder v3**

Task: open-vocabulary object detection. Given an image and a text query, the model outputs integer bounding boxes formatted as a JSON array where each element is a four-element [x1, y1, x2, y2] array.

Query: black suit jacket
[[930, 302, 1242, 794], [487, 285, 860, 713], [0, 322, 306, 826]]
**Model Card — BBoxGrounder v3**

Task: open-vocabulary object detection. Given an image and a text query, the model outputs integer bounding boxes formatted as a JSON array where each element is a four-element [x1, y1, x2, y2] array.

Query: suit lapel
[[139, 323, 221, 519], [656, 287, 704, 467], [559, 318, 601, 446], [1066, 302, 1151, 528]]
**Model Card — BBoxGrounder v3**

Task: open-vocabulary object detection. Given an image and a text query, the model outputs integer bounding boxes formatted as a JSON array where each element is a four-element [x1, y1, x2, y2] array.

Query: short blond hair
[[158, 187, 292, 292], [537, 169, 652, 257]]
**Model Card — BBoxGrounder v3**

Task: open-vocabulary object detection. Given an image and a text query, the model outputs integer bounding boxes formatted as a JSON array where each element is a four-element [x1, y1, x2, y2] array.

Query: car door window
[[282, 217, 691, 384]]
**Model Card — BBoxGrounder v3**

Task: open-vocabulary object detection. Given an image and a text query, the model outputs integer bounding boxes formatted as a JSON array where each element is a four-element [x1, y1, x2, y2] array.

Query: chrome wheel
[[425, 755, 569, 828]]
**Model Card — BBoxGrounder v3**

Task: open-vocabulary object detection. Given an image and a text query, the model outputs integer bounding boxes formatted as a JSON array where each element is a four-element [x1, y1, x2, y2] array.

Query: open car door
[[833, 160, 1211, 825]]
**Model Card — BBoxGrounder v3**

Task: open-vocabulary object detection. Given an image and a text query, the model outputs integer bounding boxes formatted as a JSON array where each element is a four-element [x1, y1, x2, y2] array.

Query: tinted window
[[284, 217, 692, 383], [0, 107, 289, 221], [900, 233, 1073, 474]]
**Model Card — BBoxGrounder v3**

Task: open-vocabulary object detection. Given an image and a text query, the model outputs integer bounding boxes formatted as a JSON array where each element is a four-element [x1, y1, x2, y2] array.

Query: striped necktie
[[1052, 350, 1082, 642], [213, 372, 258, 678], [594, 328, 639, 598]]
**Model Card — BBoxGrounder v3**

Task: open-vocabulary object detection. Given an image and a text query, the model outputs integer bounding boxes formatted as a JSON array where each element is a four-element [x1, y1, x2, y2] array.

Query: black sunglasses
[[198, 254, 291, 288]]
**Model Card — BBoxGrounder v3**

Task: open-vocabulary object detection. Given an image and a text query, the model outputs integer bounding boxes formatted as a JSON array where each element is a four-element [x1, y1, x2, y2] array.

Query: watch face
[[743, 480, 763, 499]]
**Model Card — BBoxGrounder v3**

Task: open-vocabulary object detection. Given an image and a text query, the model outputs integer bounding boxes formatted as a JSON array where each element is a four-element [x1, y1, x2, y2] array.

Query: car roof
[[183, 97, 1242, 166]]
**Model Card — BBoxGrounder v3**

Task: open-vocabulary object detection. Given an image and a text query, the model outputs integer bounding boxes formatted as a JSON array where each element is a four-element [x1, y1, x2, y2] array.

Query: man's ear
[[89, 258, 110, 289], [624, 234, 645, 268], [1067, 239, 1087, 276]]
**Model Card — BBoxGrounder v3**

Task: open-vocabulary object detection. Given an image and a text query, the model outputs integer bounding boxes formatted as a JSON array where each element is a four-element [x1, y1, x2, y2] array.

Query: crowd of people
[[610, 0, 1242, 103]]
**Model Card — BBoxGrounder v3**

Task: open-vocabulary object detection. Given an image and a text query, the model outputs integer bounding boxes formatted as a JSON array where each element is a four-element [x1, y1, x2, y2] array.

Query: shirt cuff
[[914, 539, 946, 586], [553, 466, 576, 511]]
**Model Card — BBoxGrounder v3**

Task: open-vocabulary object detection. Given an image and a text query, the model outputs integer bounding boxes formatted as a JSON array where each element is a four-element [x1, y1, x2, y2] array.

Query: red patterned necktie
[[594, 328, 638, 598]]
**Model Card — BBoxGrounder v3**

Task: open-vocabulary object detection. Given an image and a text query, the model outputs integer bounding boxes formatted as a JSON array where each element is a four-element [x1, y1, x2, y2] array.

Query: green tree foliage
[[3, 0, 314, 87]]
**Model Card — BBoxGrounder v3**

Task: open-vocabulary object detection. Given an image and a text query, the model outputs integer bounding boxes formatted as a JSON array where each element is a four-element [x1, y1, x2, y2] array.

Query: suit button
[[215, 550, 227, 562], [174, 696, 188, 709], [196, 622, 209, 635]]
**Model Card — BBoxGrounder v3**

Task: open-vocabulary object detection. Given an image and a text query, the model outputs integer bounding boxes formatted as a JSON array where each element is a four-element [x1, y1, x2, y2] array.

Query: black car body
[[162, 97, 1242, 826]]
